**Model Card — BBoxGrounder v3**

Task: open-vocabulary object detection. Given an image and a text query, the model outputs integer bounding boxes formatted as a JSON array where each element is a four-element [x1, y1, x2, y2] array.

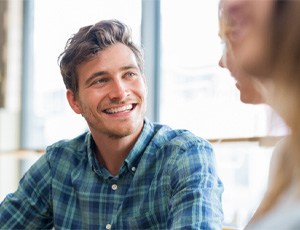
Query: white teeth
[[105, 104, 133, 114]]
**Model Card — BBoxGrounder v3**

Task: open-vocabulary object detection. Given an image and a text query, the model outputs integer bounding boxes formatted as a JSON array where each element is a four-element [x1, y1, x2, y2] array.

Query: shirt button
[[106, 224, 111, 229], [131, 166, 136, 172], [111, 184, 118, 190]]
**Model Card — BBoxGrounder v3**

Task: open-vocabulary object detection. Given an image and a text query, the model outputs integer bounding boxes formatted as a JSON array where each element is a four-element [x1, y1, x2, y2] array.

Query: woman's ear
[[66, 89, 81, 114]]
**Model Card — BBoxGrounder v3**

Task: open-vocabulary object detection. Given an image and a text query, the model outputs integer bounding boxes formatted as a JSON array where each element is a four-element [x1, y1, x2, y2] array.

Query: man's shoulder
[[151, 122, 212, 150], [45, 131, 90, 160], [146, 123, 216, 175]]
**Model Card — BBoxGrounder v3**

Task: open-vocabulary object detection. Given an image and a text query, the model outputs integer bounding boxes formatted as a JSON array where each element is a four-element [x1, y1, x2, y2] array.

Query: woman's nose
[[219, 42, 228, 68], [219, 55, 225, 68]]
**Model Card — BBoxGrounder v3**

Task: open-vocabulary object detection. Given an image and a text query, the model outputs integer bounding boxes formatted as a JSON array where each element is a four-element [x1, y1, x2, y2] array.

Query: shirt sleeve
[[0, 154, 53, 229], [167, 139, 224, 230]]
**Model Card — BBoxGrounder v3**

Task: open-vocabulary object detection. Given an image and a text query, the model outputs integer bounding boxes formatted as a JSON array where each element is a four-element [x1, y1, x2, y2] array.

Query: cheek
[[225, 28, 257, 71], [232, 20, 270, 73], [134, 79, 147, 99], [79, 89, 106, 108], [239, 40, 267, 75], [228, 38, 257, 75], [224, 46, 238, 74]]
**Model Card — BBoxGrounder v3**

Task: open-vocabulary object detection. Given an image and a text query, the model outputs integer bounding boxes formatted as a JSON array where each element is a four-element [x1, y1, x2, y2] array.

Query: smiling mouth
[[103, 104, 137, 114]]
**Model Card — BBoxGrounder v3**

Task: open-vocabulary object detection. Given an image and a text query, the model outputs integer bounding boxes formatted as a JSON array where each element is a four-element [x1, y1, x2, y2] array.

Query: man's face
[[67, 42, 147, 139]]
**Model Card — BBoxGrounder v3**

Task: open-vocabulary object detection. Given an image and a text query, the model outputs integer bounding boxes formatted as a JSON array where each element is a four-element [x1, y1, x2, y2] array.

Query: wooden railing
[[208, 135, 285, 147], [0, 136, 285, 160]]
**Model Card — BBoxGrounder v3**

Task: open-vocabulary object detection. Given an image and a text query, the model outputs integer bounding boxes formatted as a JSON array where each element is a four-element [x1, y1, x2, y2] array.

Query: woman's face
[[219, 0, 274, 76], [219, 43, 263, 104]]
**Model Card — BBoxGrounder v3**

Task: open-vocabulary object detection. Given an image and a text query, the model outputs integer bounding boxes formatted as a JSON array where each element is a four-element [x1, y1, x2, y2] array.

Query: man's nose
[[108, 79, 129, 100]]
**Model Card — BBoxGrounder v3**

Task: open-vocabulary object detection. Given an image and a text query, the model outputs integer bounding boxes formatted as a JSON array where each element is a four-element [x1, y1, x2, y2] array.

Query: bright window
[[160, 0, 270, 139]]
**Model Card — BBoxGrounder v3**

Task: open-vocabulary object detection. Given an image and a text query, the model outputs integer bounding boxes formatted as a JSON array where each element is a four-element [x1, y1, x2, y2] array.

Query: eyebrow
[[120, 64, 139, 72], [84, 71, 108, 86], [84, 64, 140, 86]]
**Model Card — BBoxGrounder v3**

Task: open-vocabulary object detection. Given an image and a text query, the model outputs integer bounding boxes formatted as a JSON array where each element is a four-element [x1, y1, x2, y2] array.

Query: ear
[[66, 89, 82, 114]]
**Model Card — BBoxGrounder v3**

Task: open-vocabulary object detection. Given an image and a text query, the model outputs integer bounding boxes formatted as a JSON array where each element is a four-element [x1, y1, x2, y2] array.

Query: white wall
[[0, 0, 22, 151], [0, 0, 23, 201]]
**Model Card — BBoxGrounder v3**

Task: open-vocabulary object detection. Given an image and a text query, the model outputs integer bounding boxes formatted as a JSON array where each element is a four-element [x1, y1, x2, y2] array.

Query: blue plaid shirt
[[0, 119, 223, 229]]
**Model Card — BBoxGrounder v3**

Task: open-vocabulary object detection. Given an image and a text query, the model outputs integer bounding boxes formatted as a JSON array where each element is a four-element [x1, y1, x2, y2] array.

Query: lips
[[103, 104, 136, 114]]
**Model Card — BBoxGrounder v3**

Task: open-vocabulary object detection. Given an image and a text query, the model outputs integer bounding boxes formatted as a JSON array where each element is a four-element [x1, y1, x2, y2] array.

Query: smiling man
[[0, 19, 223, 229]]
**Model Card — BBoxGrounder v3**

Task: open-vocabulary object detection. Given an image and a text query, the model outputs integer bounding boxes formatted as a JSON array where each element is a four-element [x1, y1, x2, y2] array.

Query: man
[[0, 19, 223, 229]]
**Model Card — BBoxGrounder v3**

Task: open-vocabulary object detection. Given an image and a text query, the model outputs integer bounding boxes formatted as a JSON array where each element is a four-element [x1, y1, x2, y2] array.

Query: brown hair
[[58, 19, 144, 95]]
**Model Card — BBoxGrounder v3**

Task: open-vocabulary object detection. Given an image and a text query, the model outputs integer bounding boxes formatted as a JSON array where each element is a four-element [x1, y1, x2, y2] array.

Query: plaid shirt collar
[[87, 118, 154, 179]]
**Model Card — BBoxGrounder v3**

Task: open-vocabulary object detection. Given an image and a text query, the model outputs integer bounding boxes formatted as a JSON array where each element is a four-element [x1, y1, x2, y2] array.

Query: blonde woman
[[219, 0, 300, 229]]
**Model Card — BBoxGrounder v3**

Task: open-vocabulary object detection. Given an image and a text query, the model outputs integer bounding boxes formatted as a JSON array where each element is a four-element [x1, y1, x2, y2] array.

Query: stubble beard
[[84, 112, 144, 140], [81, 99, 146, 140]]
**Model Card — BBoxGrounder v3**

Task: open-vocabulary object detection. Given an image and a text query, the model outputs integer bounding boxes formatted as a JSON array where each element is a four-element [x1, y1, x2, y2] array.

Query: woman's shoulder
[[248, 185, 300, 230]]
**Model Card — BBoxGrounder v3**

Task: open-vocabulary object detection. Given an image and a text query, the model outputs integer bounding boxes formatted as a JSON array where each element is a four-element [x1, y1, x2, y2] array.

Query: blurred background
[[0, 0, 287, 228]]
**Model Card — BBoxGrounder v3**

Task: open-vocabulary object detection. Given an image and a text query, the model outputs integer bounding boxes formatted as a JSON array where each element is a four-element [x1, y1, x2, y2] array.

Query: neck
[[91, 130, 141, 176]]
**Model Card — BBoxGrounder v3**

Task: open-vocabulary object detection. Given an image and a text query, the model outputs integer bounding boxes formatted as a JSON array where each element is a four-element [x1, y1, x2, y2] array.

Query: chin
[[110, 122, 143, 139], [240, 94, 251, 104]]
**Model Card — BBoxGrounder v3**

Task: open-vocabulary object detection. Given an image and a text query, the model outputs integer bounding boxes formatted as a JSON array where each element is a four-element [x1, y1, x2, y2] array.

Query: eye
[[93, 77, 109, 85], [126, 72, 137, 78]]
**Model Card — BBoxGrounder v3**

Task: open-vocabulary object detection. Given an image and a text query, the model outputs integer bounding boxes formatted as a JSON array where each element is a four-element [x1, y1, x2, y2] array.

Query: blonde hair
[[248, 0, 300, 224], [219, 0, 300, 224]]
